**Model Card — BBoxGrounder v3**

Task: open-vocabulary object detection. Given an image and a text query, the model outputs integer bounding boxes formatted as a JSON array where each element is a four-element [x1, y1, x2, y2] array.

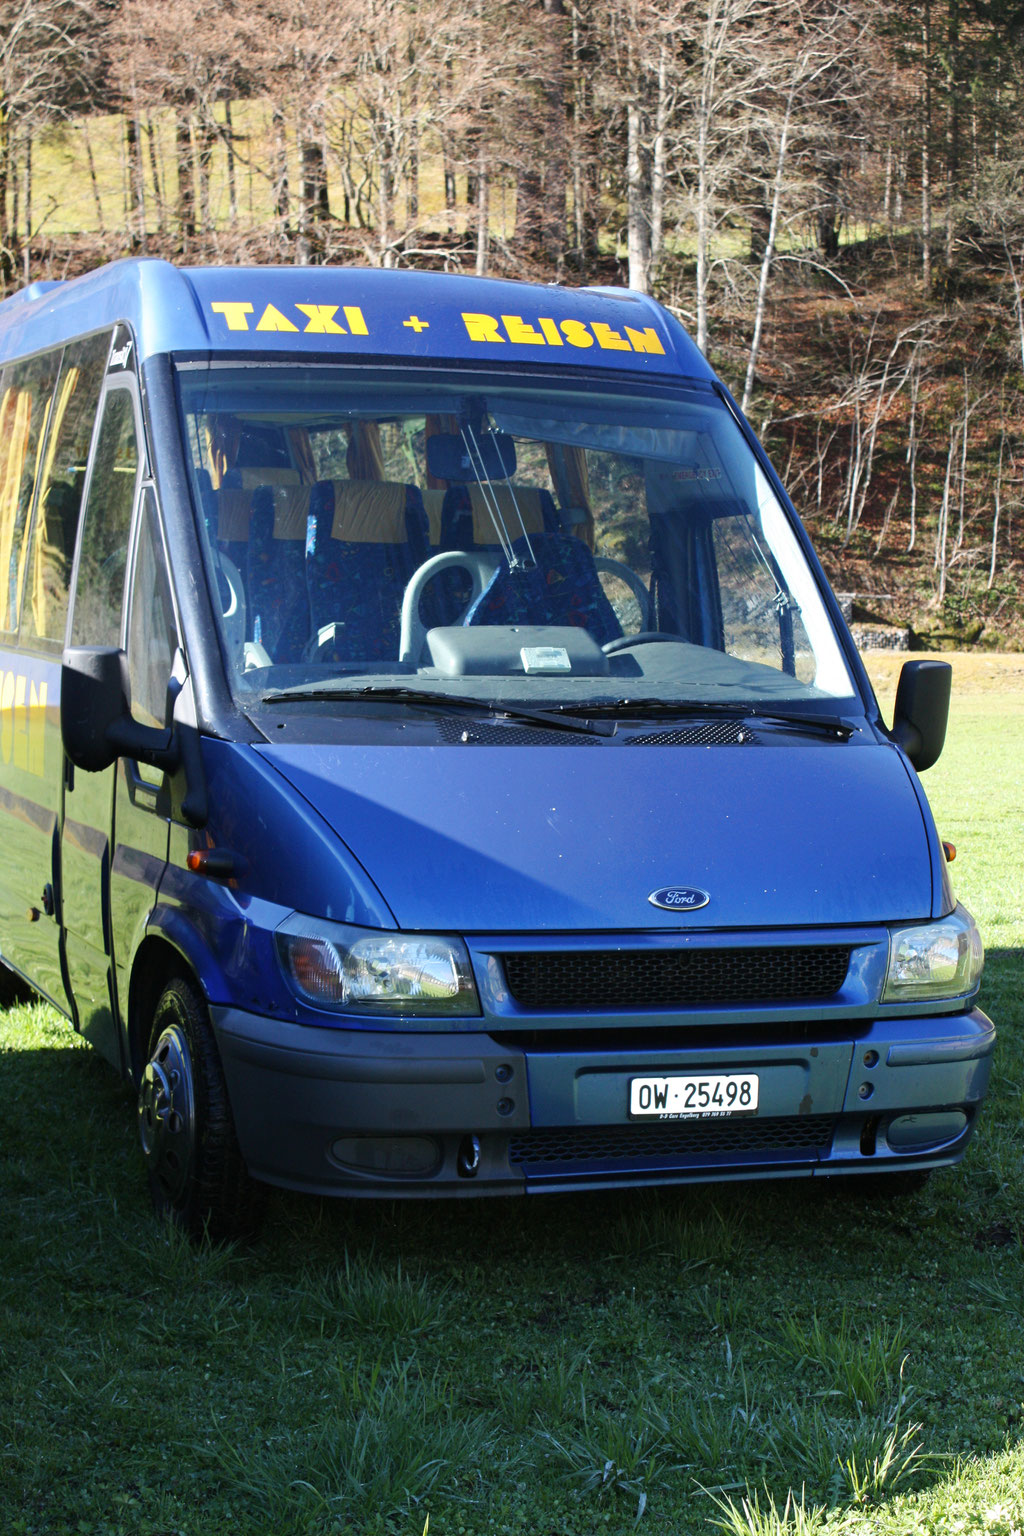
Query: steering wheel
[[399, 550, 499, 666], [216, 554, 247, 660], [593, 556, 650, 627], [602, 631, 683, 655]]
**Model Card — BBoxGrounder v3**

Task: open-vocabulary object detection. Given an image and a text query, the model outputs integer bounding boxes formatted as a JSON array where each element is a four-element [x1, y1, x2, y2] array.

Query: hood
[[256, 740, 932, 933]]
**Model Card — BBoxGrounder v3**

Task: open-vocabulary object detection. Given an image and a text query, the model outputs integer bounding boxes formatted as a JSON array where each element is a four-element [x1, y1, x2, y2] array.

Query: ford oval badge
[[648, 886, 710, 913]]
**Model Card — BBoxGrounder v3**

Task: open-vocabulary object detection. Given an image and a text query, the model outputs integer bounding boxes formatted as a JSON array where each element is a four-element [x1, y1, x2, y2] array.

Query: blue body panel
[[0, 260, 712, 381], [255, 737, 933, 932]]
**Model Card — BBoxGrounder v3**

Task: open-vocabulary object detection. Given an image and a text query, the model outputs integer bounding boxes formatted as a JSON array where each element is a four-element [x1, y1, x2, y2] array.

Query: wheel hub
[[137, 1025, 195, 1202]]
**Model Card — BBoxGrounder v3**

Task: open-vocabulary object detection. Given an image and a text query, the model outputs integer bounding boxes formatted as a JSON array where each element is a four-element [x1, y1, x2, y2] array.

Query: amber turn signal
[[187, 848, 240, 879]]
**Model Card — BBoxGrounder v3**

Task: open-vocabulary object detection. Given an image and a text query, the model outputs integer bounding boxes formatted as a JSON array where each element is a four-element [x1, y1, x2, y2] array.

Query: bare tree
[[0, 0, 99, 281]]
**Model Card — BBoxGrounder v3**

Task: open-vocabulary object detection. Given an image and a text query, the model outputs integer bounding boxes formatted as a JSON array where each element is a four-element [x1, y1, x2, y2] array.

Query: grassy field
[[1, 655, 1022, 1536]]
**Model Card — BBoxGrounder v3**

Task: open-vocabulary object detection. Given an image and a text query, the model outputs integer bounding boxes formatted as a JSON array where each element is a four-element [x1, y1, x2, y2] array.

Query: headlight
[[883, 903, 984, 1003], [276, 914, 480, 1018]]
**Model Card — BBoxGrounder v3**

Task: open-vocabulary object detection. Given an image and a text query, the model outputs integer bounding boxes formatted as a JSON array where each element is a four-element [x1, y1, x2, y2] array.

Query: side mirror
[[891, 658, 951, 772], [61, 645, 177, 774]]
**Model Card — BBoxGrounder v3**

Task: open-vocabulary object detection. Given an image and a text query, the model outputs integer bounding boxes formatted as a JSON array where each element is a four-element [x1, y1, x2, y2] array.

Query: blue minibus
[[0, 259, 992, 1237]]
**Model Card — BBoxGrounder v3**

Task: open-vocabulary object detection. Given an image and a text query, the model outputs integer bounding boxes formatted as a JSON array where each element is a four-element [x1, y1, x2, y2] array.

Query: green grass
[[1, 664, 1022, 1536]]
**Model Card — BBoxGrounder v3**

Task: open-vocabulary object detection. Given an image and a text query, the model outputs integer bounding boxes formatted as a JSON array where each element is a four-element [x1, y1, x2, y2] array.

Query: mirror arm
[[176, 723, 209, 828], [105, 716, 178, 771]]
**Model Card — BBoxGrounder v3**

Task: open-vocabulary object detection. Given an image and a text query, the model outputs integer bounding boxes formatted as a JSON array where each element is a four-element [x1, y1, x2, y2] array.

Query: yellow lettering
[[538, 318, 563, 346], [0, 671, 13, 764], [295, 304, 346, 334], [592, 322, 631, 352], [210, 301, 253, 331], [343, 306, 369, 336], [29, 679, 46, 777], [12, 673, 26, 771], [255, 304, 300, 333], [559, 320, 594, 349], [625, 325, 666, 355], [462, 312, 504, 343], [502, 315, 545, 345]]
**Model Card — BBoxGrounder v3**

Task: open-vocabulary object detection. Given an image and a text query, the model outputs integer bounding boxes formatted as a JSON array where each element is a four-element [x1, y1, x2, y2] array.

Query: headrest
[[467, 484, 550, 543], [322, 480, 411, 544], [269, 485, 312, 539], [215, 488, 254, 542], [422, 488, 446, 545], [238, 466, 301, 489]]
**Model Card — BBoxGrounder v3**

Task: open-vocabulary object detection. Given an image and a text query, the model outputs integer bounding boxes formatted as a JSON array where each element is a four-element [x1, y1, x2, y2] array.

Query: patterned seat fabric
[[433, 483, 561, 625], [464, 532, 623, 646], [246, 485, 312, 662], [306, 479, 430, 663]]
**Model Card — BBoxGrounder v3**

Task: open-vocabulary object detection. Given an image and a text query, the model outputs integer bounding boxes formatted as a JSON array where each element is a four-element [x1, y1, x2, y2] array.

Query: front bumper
[[212, 1004, 995, 1198]]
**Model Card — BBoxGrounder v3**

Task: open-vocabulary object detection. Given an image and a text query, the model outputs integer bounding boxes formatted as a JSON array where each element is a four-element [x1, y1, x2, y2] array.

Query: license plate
[[629, 1073, 759, 1119]]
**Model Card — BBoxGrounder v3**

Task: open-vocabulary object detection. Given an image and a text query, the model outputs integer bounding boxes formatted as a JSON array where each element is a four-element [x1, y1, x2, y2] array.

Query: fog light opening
[[457, 1134, 481, 1178], [860, 1117, 879, 1157]]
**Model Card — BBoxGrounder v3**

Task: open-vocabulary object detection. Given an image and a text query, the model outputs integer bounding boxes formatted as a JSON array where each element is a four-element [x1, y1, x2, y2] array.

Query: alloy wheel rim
[[137, 1025, 195, 1202]]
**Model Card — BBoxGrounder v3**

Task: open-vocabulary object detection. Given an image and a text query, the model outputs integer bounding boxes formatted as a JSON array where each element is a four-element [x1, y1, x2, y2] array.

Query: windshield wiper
[[261, 683, 617, 737], [575, 698, 857, 739]]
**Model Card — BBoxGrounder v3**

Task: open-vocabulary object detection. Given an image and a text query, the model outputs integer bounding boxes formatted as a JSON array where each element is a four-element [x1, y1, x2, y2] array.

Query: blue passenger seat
[[305, 479, 430, 663], [247, 485, 312, 663], [464, 531, 623, 645], [433, 483, 560, 624]]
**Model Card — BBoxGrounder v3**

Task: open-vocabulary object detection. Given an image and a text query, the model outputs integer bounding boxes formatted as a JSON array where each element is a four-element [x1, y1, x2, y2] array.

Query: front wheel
[[137, 977, 265, 1241]]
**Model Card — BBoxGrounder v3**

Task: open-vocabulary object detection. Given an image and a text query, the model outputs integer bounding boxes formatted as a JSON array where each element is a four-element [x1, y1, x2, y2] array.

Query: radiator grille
[[503, 946, 850, 1011], [510, 1116, 835, 1168]]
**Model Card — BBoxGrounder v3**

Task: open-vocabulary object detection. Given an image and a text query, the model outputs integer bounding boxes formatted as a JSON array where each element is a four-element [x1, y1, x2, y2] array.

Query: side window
[[22, 330, 111, 646], [0, 349, 61, 632], [70, 388, 140, 648], [126, 488, 178, 729]]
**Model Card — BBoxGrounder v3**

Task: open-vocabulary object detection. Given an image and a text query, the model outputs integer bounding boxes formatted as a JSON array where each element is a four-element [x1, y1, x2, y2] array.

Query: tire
[[137, 976, 265, 1241]]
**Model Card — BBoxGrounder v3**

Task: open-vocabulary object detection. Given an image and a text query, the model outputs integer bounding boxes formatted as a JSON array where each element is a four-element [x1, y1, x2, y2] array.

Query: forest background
[[3, 0, 1024, 647]]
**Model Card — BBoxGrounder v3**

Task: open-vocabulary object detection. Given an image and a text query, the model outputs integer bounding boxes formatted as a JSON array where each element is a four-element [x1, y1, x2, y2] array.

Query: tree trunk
[[742, 102, 792, 414], [301, 136, 330, 231], [650, 45, 669, 287], [944, 0, 960, 269], [0, 101, 9, 261], [126, 116, 146, 247], [626, 101, 650, 292], [920, 0, 933, 294], [146, 116, 163, 233], [272, 108, 290, 232], [176, 112, 196, 245], [22, 128, 30, 283], [83, 120, 105, 232], [224, 100, 237, 222], [197, 119, 215, 234], [540, 0, 568, 272], [475, 151, 489, 276]]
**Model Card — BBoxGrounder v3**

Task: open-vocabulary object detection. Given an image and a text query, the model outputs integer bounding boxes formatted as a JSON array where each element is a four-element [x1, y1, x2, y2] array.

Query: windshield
[[176, 365, 857, 714]]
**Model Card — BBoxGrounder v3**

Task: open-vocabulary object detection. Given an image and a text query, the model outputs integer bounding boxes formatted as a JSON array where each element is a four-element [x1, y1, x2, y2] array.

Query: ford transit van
[[0, 260, 992, 1237]]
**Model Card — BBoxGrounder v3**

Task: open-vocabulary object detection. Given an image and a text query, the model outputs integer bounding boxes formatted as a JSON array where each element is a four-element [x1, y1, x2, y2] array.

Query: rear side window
[[70, 389, 140, 648], [0, 350, 61, 632], [22, 330, 111, 646]]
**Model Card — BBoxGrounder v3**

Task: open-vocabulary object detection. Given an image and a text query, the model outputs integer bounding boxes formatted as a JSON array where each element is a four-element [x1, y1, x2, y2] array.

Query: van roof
[[0, 258, 713, 382]]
